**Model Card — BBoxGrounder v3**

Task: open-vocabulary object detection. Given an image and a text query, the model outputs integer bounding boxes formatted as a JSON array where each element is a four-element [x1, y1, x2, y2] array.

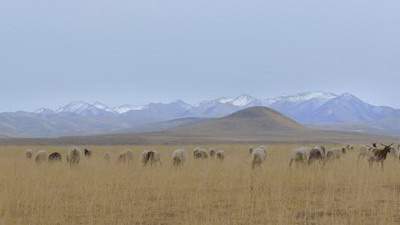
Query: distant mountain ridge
[[1, 91, 400, 137]]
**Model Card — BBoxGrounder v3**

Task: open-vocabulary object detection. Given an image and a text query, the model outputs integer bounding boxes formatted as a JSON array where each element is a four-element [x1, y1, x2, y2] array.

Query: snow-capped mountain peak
[[265, 91, 337, 105], [217, 97, 234, 104], [35, 108, 55, 114], [56, 101, 92, 114], [230, 94, 258, 106], [113, 105, 147, 114], [93, 102, 115, 113]]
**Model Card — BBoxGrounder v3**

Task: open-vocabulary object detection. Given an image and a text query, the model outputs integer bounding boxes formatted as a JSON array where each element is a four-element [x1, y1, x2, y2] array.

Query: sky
[[0, 0, 399, 111]]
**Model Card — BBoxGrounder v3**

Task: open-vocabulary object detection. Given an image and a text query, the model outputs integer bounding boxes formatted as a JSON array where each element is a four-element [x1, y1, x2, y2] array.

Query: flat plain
[[1, 144, 400, 225]]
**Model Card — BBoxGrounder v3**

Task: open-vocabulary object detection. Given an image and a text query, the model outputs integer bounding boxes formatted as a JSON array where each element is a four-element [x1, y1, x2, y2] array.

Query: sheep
[[172, 149, 186, 167], [35, 150, 48, 164], [118, 151, 134, 164], [368, 144, 393, 169], [209, 148, 216, 158], [142, 150, 161, 166], [48, 152, 62, 162], [392, 144, 400, 159], [249, 146, 254, 155], [249, 145, 265, 155], [83, 148, 92, 159], [251, 147, 267, 169], [66, 148, 82, 166], [289, 147, 309, 167], [325, 147, 346, 161], [216, 150, 225, 161], [358, 145, 375, 162], [25, 149, 33, 160], [104, 152, 111, 162], [193, 147, 208, 159], [345, 145, 355, 151], [307, 146, 326, 165]]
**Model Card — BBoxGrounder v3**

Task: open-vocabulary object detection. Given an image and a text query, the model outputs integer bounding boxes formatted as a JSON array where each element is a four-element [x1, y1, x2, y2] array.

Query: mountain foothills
[[1, 92, 400, 137]]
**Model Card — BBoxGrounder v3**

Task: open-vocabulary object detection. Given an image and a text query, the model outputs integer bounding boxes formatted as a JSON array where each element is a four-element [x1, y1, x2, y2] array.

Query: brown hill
[[170, 106, 305, 136]]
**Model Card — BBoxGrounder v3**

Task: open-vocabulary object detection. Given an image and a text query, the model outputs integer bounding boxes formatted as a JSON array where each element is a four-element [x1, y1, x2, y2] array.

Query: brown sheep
[[25, 149, 33, 160], [193, 147, 208, 159], [142, 150, 161, 166], [48, 152, 62, 162], [216, 150, 225, 161]]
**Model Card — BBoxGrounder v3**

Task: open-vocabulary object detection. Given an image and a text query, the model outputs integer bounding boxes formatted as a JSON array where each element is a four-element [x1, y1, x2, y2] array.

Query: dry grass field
[[0, 144, 400, 225]]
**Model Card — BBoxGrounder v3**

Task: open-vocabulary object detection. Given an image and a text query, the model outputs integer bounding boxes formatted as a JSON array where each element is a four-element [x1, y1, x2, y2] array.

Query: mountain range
[[1, 91, 400, 138]]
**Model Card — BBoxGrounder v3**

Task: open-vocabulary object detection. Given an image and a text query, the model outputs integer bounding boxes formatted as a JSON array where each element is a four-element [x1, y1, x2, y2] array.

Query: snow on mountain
[[56, 101, 92, 114], [35, 108, 55, 114], [230, 95, 259, 106], [265, 92, 337, 105], [55, 101, 117, 116], [92, 102, 115, 113], [114, 105, 147, 114]]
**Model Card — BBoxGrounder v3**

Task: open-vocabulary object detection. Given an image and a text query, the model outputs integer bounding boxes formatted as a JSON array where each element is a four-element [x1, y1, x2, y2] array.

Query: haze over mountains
[[1, 91, 400, 138]]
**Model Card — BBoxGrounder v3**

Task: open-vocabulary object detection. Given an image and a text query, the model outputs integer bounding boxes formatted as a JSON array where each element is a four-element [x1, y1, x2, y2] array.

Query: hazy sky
[[1, 0, 400, 111]]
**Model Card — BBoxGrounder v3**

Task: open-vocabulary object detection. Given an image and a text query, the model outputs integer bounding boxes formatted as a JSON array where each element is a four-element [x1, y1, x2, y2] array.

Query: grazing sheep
[[142, 150, 161, 166], [104, 152, 111, 162], [216, 150, 225, 161], [48, 152, 62, 162], [249, 146, 254, 155], [209, 148, 216, 158], [25, 149, 33, 160], [289, 147, 309, 167], [325, 147, 346, 161], [193, 147, 209, 159], [66, 148, 82, 166], [358, 145, 375, 161], [249, 145, 266, 155], [368, 144, 393, 169], [307, 146, 326, 165], [83, 148, 92, 159], [251, 147, 267, 169], [172, 149, 186, 167], [118, 151, 134, 164], [345, 145, 354, 151], [35, 150, 48, 164]]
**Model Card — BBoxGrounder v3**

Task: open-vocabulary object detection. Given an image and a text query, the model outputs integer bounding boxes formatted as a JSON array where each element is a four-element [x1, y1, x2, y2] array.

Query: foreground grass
[[0, 144, 400, 225]]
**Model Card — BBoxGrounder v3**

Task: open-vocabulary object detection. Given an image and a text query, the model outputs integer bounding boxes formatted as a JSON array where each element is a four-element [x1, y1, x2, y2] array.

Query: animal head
[[380, 143, 394, 152]]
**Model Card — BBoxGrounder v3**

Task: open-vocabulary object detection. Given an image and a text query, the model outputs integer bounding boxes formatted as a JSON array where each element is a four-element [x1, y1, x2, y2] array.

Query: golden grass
[[0, 144, 400, 225]]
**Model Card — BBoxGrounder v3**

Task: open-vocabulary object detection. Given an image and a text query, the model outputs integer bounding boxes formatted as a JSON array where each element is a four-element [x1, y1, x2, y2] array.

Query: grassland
[[0, 144, 400, 225]]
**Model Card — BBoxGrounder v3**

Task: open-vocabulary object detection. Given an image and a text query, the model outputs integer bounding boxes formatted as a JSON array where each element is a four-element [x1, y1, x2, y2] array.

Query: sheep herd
[[23, 143, 400, 170], [23, 147, 225, 168]]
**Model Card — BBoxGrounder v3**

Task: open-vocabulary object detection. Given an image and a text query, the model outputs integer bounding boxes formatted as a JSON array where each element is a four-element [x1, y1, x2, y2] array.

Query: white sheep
[[172, 149, 186, 167], [289, 147, 309, 167], [118, 151, 134, 164], [35, 150, 48, 164], [66, 148, 82, 166], [251, 147, 267, 169], [325, 147, 346, 161]]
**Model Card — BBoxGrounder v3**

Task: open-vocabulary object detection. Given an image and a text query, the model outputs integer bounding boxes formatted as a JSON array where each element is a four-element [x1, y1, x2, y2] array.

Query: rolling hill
[[170, 106, 305, 136]]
